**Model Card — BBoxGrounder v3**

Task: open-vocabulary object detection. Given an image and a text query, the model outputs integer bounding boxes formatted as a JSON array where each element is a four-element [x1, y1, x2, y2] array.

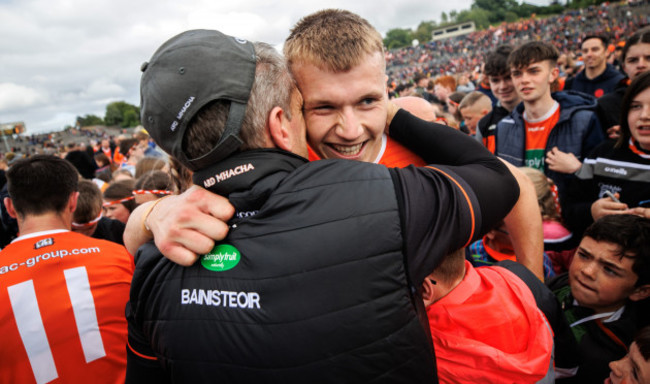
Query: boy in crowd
[[495, 41, 605, 203], [548, 214, 650, 383], [72, 179, 125, 245], [423, 248, 555, 383], [458, 91, 492, 136], [477, 45, 521, 153]]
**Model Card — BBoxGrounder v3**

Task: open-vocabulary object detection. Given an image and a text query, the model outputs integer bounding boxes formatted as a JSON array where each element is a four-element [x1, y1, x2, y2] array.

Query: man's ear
[[549, 65, 560, 84], [68, 191, 79, 214], [421, 277, 437, 307], [629, 284, 650, 302], [268, 106, 292, 152], [4, 197, 17, 219]]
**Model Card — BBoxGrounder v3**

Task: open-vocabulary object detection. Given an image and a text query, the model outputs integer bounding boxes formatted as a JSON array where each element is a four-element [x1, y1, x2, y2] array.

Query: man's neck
[[17, 212, 71, 237], [585, 64, 606, 80], [431, 266, 466, 303], [523, 93, 556, 120]]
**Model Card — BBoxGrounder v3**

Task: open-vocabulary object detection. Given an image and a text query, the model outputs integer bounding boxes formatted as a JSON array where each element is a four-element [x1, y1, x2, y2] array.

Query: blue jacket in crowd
[[495, 90, 605, 203], [566, 63, 626, 98]]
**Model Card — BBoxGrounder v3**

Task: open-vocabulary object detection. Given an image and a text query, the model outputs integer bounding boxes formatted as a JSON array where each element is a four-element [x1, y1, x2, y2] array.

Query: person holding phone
[[563, 71, 650, 239]]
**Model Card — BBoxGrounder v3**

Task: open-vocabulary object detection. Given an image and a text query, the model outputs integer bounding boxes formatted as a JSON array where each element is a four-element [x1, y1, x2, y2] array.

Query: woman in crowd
[[598, 27, 650, 139], [94, 153, 114, 184], [133, 170, 174, 205], [563, 70, 650, 239], [134, 157, 168, 179], [102, 179, 137, 224]]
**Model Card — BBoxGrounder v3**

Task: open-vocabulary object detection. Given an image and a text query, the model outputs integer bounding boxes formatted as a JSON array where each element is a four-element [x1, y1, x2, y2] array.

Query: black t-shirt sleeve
[[388, 110, 519, 286], [390, 165, 478, 286], [389, 108, 497, 165], [391, 160, 518, 286]]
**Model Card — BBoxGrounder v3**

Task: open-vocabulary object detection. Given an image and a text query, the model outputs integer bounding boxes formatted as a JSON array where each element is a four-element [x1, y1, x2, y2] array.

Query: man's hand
[[590, 193, 628, 221], [545, 147, 582, 174], [124, 186, 235, 266]]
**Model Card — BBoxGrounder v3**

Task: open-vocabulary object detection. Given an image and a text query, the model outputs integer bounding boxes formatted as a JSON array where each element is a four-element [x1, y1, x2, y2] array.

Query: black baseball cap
[[140, 29, 256, 171]]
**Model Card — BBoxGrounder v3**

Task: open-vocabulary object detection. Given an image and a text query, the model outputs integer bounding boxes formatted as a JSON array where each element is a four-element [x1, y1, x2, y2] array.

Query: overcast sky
[[0, 0, 547, 135]]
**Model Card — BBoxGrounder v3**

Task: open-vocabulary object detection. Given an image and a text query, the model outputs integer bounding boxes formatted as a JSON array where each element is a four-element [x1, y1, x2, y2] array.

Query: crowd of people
[[386, 2, 648, 86], [1, 4, 650, 384]]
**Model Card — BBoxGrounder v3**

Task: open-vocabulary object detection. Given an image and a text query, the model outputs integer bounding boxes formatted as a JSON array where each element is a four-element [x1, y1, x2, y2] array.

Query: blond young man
[[285, 10, 425, 167]]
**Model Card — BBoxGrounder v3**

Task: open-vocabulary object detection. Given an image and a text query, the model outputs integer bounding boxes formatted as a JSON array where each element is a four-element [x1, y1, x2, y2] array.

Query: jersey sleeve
[[388, 111, 519, 285], [389, 108, 498, 166]]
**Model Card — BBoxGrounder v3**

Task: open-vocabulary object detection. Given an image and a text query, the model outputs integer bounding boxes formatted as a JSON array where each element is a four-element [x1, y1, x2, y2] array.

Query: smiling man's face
[[292, 51, 387, 163]]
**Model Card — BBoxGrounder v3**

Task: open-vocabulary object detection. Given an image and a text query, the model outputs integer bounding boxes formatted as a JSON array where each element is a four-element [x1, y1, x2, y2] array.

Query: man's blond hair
[[284, 9, 384, 73]]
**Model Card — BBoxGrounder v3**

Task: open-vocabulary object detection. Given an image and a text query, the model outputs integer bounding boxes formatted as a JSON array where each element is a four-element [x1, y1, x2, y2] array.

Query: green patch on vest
[[201, 244, 241, 272]]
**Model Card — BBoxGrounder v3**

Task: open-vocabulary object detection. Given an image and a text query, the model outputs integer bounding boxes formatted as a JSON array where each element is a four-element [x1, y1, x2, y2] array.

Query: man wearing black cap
[[126, 29, 519, 383], [126, 9, 543, 281]]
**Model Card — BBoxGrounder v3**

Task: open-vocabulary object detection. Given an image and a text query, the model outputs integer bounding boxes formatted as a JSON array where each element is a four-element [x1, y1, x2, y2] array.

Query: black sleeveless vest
[[131, 150, 437, 383]]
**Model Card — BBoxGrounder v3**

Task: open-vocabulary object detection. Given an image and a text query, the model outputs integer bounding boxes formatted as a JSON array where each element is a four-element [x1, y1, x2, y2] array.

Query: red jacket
[[427, 261, 554, 383]]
